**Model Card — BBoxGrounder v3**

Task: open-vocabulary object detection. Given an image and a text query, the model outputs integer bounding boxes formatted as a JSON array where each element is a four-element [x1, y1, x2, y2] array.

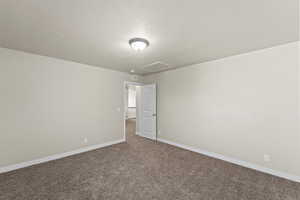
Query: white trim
[[139, 133, 156, 140], [0, 139, 125, 174], [137, 131, 156, 140], [157, 138, 300, 183]]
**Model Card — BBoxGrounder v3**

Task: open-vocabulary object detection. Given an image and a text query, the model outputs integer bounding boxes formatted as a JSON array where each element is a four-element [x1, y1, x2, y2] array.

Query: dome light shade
[[129, 38, 149, 51]]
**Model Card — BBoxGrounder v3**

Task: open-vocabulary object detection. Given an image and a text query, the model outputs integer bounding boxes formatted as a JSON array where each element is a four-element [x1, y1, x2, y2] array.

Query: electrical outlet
[[84, 138, 88, 144], [263, 154, 271, 162]]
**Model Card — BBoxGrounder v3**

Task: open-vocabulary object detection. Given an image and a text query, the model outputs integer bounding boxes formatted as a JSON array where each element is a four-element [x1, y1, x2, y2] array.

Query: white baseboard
[[157, 138, 300, 183], [2, 137, 299, 183], [0, 139, 125, 174], [137, 132, 156, 140]]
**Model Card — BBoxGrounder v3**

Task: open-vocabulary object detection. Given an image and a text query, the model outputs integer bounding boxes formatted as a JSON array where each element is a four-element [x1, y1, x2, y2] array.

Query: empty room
[[0, 1, 299, 199]]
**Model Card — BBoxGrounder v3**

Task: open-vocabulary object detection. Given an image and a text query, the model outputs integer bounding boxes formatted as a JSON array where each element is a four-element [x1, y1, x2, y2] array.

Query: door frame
[[123, 81, 144, 141]]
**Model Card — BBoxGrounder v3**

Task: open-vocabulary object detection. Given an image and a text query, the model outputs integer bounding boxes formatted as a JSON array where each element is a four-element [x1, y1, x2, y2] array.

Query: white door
[[140, 84, 157, 140]]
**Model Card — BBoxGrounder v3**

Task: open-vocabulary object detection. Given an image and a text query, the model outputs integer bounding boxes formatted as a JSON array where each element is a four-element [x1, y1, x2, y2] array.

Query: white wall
[[144, 42, 300, 177], [0, 48, 130, 167]]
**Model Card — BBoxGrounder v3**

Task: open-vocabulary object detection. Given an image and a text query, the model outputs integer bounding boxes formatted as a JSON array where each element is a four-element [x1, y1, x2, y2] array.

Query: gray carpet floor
[[0, 119, 299, 200]]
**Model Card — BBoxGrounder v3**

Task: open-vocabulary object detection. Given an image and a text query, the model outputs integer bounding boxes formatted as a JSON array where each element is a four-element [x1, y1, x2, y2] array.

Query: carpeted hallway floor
[[0, 119, 299, 200]]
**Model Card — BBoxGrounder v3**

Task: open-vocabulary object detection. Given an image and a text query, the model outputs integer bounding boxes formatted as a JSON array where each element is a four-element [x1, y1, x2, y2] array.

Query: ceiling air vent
[[143, 62, 170, 73]]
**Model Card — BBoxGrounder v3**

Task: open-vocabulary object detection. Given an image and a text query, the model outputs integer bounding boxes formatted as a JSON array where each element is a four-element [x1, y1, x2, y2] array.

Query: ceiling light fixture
[[130, 69, 135, 73], [129, 38, 149, 51]]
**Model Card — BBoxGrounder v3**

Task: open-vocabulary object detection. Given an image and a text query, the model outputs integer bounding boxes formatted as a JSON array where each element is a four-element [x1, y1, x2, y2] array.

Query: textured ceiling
[[0, 0, 298, 74]]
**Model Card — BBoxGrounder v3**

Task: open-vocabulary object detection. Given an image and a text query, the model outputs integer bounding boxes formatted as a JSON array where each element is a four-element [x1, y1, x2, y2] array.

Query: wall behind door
[[127, 85, 136, 119]]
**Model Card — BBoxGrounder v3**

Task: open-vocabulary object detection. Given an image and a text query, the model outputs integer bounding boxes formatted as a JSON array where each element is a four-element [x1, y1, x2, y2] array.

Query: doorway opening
[[123, 82, 157, 143]]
